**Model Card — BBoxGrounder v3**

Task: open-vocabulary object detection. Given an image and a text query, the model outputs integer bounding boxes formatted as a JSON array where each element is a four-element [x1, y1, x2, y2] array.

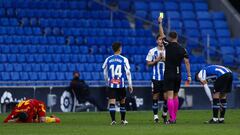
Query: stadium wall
[[0, 85, 239, 113]]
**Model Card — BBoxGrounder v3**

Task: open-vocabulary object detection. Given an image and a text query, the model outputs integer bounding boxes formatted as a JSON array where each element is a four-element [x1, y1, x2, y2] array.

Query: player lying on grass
[[195, 65, 233, 124], [4, 99, 60, 123]]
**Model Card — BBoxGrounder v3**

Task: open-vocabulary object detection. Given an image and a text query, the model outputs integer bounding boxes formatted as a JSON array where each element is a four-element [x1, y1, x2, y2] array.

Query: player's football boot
[[204, 119, 219, 124], [218, 118, 225, 124], [154, 115, 159, 123], [161, 115, 168, 124], [121, 120, 128, 125], [110, 121, 117, 125], [50, 115, 61, 123], [166, 120, 176, 125]]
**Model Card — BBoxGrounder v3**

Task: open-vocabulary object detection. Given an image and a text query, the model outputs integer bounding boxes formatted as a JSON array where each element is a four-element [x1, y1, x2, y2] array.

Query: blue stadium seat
[[50, 64, 59, 72], [134, 2, 148, 10], [118, 1, 131, 11], [70, 54, 79, 63], [169, 20, 181, 29], [31, 64, 41, 72], [196, 11, 211, 20], [47, 72, 56, 80], [56, 72, 65, 80], [1, 46, 10, 53], [184, 20, 198, 29], [135, 11, 147, 19], [91, 72, 100, 80], [142, 72, 151, 80], [133, 72, 143, 80], [213, 20, 228, 29], [85, 64, 94, 72], [201, 29, 216, 38], [58, 63, 68, 72], [82, 72, 91, 80], [13, 64, 23, 72], [218, 38, 231, 46], [167, 11, 181, 20], [1, 72, 10, 81], [54, 46, 63, 54], [180, 2, 193, 11], [52, 55, 61, 63], [149, 2, 163, 11], [65, 72, 72, 80], [30, 18, 38, 26], [0, 64, 4, 71], [211, 12, 225, 20], [26, 54, 35, 63], [222, 55, 234, 66], [78, 55, 87, 63], [194, 2, 208, 11], [38, 72, 47, 81], [43, 54, 52, 63], [76, 64, 85, 72], [0, 54, 7, 63], [46, 46, 54, 54], [20, 72, 29, 81], [164, 2, 178, 11], [216, 29, 230, 38], [232, 38, 240, 46], [94, 64, 102, 72], [41, 64, 50, 72], [95, 55, 104, 63], [35, 54, 44, 63], [220, 47, 234, 55], [185, 29, 200, 38], [7, 54, 17, 63], [199, 20, 213, 29], [67, 63, 76, 72], [23, 64, 32, 72], [29, 72, 38, 81]]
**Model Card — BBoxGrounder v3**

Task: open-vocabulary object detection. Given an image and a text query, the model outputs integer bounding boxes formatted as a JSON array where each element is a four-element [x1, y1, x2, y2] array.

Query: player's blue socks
[[212, 98, 220, 119], [120, 104, 126, 121], [109, 104, 116, 121], [220, 99, 227, 119], [152, 100, 158, 115]]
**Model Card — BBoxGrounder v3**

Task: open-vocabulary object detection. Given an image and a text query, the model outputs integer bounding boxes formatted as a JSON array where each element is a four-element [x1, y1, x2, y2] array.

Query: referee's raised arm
[[158, 16, 165, 38]]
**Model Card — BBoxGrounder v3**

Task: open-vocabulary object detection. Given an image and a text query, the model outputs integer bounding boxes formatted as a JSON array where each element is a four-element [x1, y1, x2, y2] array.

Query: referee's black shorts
[[107, 87, 126, 101], [214, 73, 233, 93], [163, 75, 181, 93]]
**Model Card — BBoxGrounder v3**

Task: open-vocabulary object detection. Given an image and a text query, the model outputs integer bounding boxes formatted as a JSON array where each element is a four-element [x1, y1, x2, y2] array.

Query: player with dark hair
[[146, 34, 168, 124], [195, 65, 233, 124], [4, 99, 60, 123], [102, 42, 133, 125], [158, 16, 191, 124]]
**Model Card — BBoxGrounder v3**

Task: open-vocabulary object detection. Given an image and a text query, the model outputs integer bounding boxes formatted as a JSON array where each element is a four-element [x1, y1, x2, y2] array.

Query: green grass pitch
[[0, 110, 239, 135]]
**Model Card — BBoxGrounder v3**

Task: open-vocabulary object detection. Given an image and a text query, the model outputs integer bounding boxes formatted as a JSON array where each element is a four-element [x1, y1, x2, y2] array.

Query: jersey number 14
[[110, 65, 122, 78]]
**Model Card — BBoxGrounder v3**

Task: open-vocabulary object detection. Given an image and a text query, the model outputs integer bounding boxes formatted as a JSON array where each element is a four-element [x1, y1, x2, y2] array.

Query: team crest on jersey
[[110, 79, 121, 84]]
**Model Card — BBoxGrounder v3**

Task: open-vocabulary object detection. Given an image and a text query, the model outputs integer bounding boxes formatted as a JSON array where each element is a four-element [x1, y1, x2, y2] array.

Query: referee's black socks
[[109, 104, 116, 122], [152, 99, 158, 115], [120, 103, 126, 121], [212, 98, 220, 120], [220, 99, 227, 120]]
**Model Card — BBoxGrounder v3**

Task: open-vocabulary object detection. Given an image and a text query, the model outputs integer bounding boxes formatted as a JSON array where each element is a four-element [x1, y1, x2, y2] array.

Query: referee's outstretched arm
[[158, 16, 165, 38]]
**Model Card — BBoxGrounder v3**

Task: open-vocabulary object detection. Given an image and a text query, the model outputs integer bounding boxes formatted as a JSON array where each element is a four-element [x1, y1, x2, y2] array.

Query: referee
[[158, 16, 191, 124]]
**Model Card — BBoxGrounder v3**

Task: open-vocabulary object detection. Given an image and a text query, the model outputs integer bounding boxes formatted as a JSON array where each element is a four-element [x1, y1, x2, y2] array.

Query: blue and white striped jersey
[[197, 65, 232, 82], [102, 54, 130, 88], [146, 47, 165, 81]]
